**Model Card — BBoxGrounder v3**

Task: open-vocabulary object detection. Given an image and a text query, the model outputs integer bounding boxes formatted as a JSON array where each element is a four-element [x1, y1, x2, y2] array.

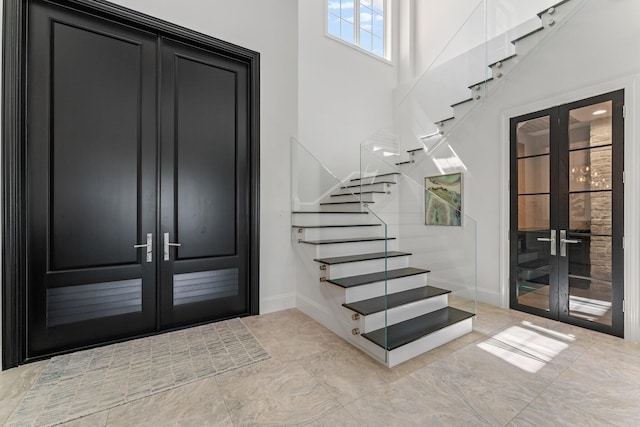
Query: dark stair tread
[[511, 26, 544, 44], [330, 191, 386, 196], [350, 172, 400, 182], [488, 54, 517, 68], [314, 251, 411, 265], [406, 147, 424, 153], [468, 77, 494, 89], [292, 224, 381, 229], [451, 97, 473, 108], [292, 211, 368, 214], [434, 116, 455, 125], [300, 236, 395, 245], [362, 307, 475, 351], [343, 285, 451, 316], [320, 200, 373, 205], [342, 181, 396, 189], [395, 161, 413, 166], [327, 267, 429, 288]]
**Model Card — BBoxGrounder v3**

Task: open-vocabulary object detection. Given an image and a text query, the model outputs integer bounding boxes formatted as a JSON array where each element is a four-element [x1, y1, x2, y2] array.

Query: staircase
[[393, 0, 584, 166], [292, 173, 475, 367], [291, 0, 584, 368]]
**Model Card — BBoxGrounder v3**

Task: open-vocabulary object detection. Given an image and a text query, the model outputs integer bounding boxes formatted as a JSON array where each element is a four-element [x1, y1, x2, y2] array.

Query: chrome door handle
[[164, 232, 181, 261], [536, 229, 556, 256], [134, 233, 153, 262], [559, 230, 581, 257], [561, 239, 582, 244]]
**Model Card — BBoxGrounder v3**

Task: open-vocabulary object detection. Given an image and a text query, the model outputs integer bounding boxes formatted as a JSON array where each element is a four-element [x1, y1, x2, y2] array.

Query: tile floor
[[1, 298, 639, 426]]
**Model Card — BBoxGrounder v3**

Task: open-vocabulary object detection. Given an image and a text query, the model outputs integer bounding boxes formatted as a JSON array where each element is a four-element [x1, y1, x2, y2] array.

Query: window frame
[[325, 0, 392, 64]]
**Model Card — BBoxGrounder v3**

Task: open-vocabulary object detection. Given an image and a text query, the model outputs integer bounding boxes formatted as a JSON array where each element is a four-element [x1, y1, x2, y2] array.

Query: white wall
[[27, 0, 299, 315], [297, 0, 397, 180]]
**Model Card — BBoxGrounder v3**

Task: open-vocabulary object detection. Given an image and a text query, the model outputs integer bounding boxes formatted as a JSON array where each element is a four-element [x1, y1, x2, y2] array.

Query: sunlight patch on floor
[[477, 322, 570, 373]]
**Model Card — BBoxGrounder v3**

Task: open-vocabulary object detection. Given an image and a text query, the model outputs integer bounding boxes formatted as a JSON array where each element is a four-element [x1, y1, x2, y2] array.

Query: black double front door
[[26, 0, 254, 358], [510, 90, 624, 337]]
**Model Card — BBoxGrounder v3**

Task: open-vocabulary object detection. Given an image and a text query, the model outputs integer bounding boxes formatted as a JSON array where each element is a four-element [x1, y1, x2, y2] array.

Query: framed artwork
[[424, 173, 462, 226]]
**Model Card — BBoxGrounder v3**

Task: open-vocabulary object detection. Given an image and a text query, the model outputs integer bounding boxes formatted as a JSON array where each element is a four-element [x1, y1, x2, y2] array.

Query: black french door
[[24, 0, 256, 359], [510, 90, 624, 337]]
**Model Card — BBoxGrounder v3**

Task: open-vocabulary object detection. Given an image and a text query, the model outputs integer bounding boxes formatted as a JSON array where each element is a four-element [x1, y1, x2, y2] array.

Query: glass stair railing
[[292, 138, 477, 367]]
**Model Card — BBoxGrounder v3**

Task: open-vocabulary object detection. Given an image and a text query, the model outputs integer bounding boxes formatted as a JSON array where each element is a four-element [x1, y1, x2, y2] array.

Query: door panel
[[510, 91, 624, 337], [159, 38, 250, 328], [50, 21, 140, 270], [27, 1, 158, 357], [175, 55, 237, 259], [559, 94, 624, 333], [511, 111, 558, 316]]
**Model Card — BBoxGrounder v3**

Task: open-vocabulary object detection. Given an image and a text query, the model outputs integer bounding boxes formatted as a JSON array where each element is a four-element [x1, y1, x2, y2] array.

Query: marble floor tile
[[0, 360, 48, 425], [302, 406, 362, 427], [509, 369, 640, 427], [299, 346, 396, 405], [216, 359, 340, 426], [59, 410, 109, 427], [344, 374, 486, 427], [106, 377, 233, 427]]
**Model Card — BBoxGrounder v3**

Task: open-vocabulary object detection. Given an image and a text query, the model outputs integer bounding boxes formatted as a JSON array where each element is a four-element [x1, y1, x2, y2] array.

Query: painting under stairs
[[293, 173, 475, 367]]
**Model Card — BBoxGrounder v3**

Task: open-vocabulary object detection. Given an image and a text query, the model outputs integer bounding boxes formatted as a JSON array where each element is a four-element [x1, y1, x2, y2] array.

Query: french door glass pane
[[569, 277, 612, 326], [518, 194, 549, 231], [516, 116, 550, 156], [569, 146, 612, 192], [566, 98, 615, 327], [516, 231, 551, 311], [518, 155, 549, 194], [568, 101, 613, 150]]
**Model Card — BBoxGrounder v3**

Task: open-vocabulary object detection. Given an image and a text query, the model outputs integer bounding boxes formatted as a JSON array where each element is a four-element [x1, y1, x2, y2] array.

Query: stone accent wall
[[589, 118, 612, 281]]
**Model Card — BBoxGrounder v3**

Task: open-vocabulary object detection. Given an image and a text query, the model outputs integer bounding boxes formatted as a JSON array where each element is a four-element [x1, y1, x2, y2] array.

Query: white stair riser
[[333, 183, 391, 195], [358, 294, 449, 333], [326, 194, 384, 204], [387, 317, 473, 367], [343, 273, 427, 303], [350, 175, 398, 186], [319, 203, 363, 212], [313, 240, 397, 258], [324, 256, 410, 280], [292, 213, 369, 226], [296, 226, 384, 241]]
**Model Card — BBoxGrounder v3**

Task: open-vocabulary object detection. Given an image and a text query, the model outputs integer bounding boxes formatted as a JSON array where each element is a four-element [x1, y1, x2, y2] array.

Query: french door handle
[[164, 232, 182, 261], [133, 233, 153, 262], [559, 230, 581, 257], [536, 229, 556, 256]]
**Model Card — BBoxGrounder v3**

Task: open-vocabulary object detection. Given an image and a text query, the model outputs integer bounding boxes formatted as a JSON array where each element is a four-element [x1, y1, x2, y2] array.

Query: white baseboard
[[260, 293, 296, 315], [295, 294, 335, 328]]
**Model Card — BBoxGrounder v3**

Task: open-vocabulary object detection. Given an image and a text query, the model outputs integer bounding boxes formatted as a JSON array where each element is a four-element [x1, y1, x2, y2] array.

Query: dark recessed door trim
[[2, 0, 260, 370]]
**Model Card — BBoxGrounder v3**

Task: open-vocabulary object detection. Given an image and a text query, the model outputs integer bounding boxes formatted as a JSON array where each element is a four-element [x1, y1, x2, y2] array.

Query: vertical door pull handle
[[164, 232, 181, 261], [133, 233, 153, 262], [536, 229, 556, 256]]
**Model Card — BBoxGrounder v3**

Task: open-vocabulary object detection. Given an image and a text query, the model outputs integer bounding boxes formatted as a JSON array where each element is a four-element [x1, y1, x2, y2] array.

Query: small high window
[[327, 0, 388, 60]]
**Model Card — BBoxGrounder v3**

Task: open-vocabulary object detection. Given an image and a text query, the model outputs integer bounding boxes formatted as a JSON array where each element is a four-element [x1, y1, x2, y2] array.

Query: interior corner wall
[[297, 0, 396, 180], [40, 0, 301, 314]]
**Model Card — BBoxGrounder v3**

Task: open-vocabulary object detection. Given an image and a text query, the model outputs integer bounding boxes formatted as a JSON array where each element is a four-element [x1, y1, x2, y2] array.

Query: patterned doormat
[[7, 318, 269, 426]]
